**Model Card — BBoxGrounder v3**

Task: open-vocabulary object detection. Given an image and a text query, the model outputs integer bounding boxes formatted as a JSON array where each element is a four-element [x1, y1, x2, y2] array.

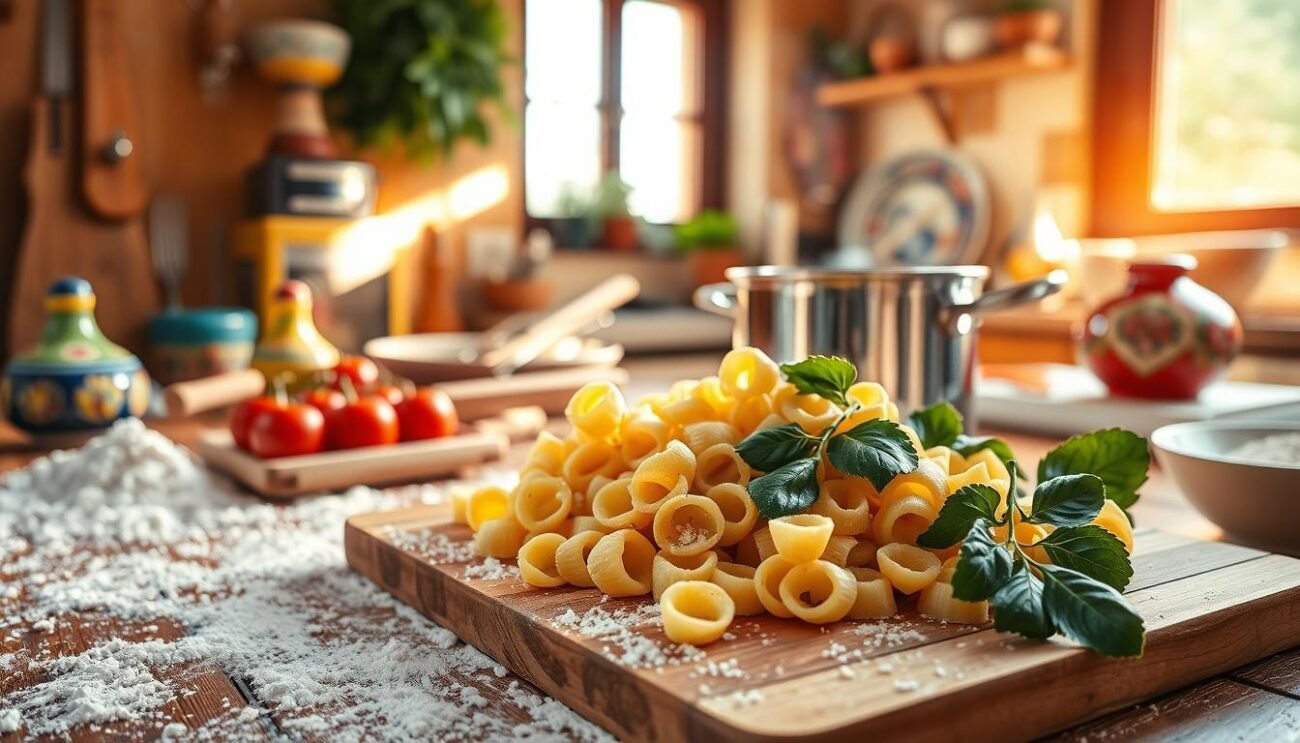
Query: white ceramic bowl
[[1151, 421, 1300, 554]]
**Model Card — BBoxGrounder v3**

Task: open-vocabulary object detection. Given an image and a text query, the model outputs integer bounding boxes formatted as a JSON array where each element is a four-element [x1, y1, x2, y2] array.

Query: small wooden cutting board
[[346, 505, 1300, 742], [199, 430, 507, 499]]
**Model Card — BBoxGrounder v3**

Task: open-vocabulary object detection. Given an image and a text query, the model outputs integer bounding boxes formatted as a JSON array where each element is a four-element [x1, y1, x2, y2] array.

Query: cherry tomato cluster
[[230, 355, 459, 459]]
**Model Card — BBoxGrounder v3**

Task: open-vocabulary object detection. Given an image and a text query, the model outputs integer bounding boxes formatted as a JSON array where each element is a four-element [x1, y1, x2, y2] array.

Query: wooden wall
[[0, 0, 522, 331]]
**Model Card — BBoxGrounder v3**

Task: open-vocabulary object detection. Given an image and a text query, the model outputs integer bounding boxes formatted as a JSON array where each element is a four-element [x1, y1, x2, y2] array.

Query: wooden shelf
[[816, 48, 1072, 108]]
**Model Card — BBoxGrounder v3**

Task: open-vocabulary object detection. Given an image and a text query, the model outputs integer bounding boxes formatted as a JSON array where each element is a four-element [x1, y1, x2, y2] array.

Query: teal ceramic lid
[[148, 307, 258, 346], [5, 276, 141, 374]]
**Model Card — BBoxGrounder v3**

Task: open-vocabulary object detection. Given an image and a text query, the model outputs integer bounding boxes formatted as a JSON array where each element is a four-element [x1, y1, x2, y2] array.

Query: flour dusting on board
[[0, 419, 606, 741]]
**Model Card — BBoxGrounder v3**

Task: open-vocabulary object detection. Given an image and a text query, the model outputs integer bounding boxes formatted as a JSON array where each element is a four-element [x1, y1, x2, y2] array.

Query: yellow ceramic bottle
[[251, 280, 340, 380]]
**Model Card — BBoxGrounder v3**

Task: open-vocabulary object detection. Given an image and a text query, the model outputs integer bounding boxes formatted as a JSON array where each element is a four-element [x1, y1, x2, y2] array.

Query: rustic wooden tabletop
[[2, 355, 1297, 741]]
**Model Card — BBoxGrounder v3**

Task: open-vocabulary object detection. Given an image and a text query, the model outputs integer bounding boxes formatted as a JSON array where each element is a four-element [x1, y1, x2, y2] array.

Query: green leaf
[[736, 424, 818, 474], [1036, 525, 1133, 591], [1027, 474, 1105, 527], [906, 401, 964, 449], [951, 520, 1013, 602], [917, 484, 1001, 549], [747, 457, 821, 520], [991, 560, 1054, 639], [1039, 563, 1146, 657], [952, 435, 1016, 469], [779, 356, 857, 406], [825, 419, 919, 490], [1038, 429, 1149, 512]]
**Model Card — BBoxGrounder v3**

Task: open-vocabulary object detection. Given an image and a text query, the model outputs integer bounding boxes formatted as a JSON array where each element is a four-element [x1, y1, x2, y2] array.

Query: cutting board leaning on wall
[[9, 0, 158, 357]]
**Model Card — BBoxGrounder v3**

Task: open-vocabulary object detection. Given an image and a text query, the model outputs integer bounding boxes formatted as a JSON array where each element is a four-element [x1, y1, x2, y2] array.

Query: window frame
[[521, 0, 729, 231], [1090, 0, 1300, 236]]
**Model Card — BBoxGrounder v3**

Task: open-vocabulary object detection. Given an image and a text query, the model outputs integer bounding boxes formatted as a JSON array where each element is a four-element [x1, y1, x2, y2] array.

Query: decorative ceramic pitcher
[[2, 277, 151, 438]]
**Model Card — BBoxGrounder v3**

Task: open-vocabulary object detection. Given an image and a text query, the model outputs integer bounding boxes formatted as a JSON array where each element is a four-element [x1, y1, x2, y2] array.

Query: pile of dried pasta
[[454, 347, 1135, 645]]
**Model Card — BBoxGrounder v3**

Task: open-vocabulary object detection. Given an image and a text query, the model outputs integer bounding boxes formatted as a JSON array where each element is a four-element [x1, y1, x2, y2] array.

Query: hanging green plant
[[327, 0, 512, 158]]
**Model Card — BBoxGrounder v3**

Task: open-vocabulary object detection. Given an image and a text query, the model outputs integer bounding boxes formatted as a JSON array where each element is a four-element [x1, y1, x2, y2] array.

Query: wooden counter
[[1, 355, 1297, 741]]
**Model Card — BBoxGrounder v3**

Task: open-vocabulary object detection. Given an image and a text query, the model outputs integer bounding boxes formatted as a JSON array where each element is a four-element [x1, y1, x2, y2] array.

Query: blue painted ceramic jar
[[1, 277, 151, 435]]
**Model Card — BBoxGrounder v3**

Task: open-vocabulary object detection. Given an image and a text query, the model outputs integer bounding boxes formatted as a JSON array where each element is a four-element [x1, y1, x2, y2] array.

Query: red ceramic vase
[[1082, 256, 1241, 400]]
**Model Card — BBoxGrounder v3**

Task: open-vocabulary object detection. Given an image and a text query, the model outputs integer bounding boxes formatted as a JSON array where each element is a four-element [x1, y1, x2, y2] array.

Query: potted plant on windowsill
[[676, 209, 744, 288], [591, 171, 639, 253], [553, 184, 594, 249]]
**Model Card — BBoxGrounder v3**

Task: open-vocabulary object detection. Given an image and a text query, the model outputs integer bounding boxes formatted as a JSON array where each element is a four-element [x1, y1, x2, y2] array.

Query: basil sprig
[[920, 443, 1147, 658], [737, 357, 918, 519]]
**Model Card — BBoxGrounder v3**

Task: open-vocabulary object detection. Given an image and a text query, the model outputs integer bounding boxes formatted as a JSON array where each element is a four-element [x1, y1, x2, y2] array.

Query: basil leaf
[[825, 419, 919, 490], [1036, 525, 1133, 591], [1027, 474, 1105, 527], [952, 435, 1016, 469], [736, 423, 817, 474], [1040, 564, 1146, 658], [779, 356, 856, 406], [991, 560, 1054, 639], [1038, 429, 1149, 512], [951, 519, 1013, 602], [748, 457, 821, 520], [917, 484, 1001, 549], [906, 401, 964, 449]]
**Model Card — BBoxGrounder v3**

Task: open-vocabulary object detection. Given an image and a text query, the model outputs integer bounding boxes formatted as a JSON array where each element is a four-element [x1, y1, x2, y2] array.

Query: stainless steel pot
[[693, 266, 1065, 423]]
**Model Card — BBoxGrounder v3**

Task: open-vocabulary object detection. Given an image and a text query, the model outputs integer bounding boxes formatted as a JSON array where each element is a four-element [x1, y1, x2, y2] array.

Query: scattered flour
[[384, 527, 477, 564], [463, 557, 520, 581], [0, 419, 607, 741], [551, 602, 703, 669]]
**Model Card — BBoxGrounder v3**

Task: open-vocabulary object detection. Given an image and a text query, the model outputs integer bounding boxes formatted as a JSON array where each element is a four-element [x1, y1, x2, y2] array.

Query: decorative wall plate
[[837, 150, 990, 266]]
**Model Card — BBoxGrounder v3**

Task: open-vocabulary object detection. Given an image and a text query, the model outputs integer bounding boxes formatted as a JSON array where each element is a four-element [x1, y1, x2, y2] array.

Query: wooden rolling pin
[[162, 364, 629, 422], [163, 368, 266, 419]]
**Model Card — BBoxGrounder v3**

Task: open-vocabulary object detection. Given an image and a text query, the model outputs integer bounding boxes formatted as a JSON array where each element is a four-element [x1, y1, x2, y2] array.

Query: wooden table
[[2, 355, 1298, 741]]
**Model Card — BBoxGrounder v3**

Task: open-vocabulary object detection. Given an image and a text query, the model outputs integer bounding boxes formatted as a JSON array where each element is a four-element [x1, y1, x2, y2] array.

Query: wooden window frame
[[1091, 0, 1300, 236], [521, 0, 728, 230]]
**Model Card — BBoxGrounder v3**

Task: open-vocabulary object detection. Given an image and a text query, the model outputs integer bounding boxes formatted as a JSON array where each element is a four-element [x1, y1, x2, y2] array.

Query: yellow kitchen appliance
[[232, 215, 412, 353]]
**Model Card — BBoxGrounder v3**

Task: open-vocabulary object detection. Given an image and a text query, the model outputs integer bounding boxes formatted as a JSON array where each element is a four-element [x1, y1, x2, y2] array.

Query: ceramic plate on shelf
[[837, 150, 990, 266]]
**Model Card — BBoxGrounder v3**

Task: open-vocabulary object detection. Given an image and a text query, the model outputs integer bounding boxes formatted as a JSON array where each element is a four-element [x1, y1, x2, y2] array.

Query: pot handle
[[955, 269, 1068, 315], [693, 282, 737, 317]]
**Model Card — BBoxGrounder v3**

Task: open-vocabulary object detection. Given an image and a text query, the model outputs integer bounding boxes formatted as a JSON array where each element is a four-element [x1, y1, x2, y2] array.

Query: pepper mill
[[250, 280, 340, 381]]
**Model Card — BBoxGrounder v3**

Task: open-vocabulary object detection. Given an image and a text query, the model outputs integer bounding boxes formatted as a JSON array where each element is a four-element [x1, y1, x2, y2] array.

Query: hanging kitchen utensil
[[81, 0, 148, 219], [8, 0, 161, 357]]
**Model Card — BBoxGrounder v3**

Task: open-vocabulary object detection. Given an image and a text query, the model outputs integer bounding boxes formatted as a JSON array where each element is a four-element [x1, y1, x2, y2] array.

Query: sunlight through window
[[1152, 0, 1300, 211]]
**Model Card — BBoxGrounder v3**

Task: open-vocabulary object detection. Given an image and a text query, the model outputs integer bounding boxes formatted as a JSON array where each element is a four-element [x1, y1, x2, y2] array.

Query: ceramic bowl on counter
[[148, 307, 258, 385], [2, 277, 151, 442], [1151, 421, 1300, 554]]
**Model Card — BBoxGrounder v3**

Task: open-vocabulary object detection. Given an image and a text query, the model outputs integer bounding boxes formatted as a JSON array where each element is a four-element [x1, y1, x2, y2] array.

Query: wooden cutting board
[[199, 430, 507, 499], [346, 505, 1300, 742]]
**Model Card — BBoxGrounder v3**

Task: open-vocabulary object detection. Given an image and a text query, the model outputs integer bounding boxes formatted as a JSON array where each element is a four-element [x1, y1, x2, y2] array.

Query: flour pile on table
[[0, 419, 606, 741]]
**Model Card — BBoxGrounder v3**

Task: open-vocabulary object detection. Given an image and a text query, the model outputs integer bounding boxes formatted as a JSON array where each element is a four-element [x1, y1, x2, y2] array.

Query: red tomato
[[395, 387, 459, 441], [248, 403, 325, 459], [325, 396, 399, 450], [302, 387, 347, 416], [332, 355, 380, 392], [229, 396, 280, 451], [372, 383, 406, 407]]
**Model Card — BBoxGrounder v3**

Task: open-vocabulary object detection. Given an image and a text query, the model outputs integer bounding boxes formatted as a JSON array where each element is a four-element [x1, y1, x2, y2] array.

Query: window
[[523, 0, 724, 224], [1151, 0, 1300, 211], [1092, 0, 1300, 235]]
